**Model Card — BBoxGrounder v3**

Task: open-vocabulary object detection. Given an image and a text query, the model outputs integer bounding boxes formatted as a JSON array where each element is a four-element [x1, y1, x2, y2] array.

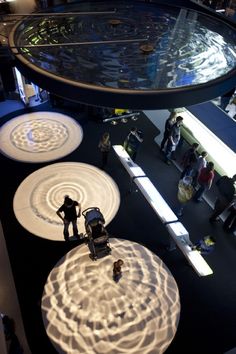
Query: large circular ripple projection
[[13, 162, 120, 241], [42, 238, 180, 354], [0, 112, 83, 162]]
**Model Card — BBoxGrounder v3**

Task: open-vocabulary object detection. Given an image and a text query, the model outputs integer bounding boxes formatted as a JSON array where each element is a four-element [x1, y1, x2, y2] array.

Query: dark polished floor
[[0, 100, 236, 354]]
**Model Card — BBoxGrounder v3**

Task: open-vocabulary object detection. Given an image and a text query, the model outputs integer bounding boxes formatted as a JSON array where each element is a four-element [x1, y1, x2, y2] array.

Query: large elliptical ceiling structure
[[9, 0, 236, 109]]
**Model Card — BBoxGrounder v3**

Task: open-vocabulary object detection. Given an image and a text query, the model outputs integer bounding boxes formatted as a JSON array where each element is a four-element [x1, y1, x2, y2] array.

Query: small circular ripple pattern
[[42, 238, 180, 354], [0, 111, 83, 162], [13, 162, 120, 240]]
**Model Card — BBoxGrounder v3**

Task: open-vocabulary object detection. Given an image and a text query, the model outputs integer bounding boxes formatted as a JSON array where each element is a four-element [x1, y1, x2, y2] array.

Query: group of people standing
[[160, 112, 236, 232], [177, 145, 236, 233], [98, 126, 144, 168], [180, 142, 214, 203], [160, 113, 183, 165], [57, 116, 235, 241], [160, 113, 215, 199]]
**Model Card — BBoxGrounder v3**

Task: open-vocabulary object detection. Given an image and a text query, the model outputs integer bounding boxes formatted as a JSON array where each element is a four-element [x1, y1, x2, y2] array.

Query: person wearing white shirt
[[192, 151, 208, 187], [196, 151, 208, 174]]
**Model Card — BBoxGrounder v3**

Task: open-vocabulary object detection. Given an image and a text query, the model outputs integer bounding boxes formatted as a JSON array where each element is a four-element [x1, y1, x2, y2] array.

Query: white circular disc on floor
[[13, 162, 120, 240], [0, 111, 83, 162], [42, 238, 180, 354]]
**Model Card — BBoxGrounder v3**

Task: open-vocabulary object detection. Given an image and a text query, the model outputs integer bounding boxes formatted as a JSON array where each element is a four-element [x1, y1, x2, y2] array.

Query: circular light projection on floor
[[9, 1, 236, 108], [42, 238, 180, 354], [0, 112, 83, 163], [13, 162, 120, 241]]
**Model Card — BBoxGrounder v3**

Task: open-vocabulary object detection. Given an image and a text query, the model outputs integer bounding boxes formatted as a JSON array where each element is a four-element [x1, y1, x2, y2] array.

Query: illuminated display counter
[[182, 102, 236, 177], [113, 145, 213, 277], [145, 102, 236, 178]]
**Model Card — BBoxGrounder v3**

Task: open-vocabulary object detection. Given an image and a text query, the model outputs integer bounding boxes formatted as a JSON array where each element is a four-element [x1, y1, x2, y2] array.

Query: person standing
[[209, 174, 236, 222], [98, 132, 111, 169], [124, 127, 143, 162], [164, 116, 183, 165], [176, 176, 194, 216], [195, 151, 208, 175], [56, 195, 82, 241], [193, 162, 215, 202], [180, 142, 199, 179], [223, 202, 236, 233], [191, 151, 208, 187], [160, 112, 177, 151]]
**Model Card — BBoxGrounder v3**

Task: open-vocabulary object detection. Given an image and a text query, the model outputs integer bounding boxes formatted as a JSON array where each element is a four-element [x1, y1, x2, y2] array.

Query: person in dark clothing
[[98, 132, 111, 169], [124, 127, 143, 161], [160, 112, 176, 151], [180, 142, 199, 179], [164, 116, 183, 165], [56, 195, 82, 241], [209, 174, 236, 222], [223, 203, 236, 233], [113, 259, 124, 283]]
